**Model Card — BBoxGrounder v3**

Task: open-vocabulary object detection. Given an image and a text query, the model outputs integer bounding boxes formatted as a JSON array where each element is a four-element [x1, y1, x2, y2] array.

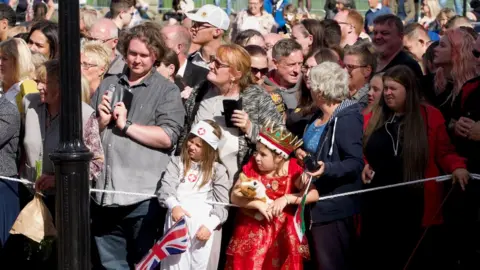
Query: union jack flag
[[135, 217, 189, 270]]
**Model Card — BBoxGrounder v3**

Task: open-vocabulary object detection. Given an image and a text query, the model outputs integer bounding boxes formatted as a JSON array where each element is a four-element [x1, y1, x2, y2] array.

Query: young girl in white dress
[[158, 120, 231, 270]]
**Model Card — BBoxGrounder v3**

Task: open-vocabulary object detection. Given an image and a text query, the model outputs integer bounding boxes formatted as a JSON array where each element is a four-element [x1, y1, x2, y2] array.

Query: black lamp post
[[49, 0, 93, 269]]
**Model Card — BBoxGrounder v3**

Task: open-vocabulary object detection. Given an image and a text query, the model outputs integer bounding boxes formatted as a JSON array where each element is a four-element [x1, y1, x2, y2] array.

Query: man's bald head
[[161, 25, 191, 56], [90, 18, 119, 41], [264, 33, 283, 50]]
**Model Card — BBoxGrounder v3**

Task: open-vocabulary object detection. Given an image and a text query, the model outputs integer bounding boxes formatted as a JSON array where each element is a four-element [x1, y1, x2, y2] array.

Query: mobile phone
[[223, 98, 243, 128], [304, 155, 320, 172]]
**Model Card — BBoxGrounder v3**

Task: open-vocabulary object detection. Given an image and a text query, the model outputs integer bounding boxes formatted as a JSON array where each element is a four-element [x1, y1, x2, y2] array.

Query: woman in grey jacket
[[0, 94, 21, 250]]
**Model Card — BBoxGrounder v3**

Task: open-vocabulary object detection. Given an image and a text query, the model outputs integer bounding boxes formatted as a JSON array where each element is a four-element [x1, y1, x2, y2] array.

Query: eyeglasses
[[344, 64, 367, 72], [301, 65, 314, 74], [473, 49, 480, 58], [209, 55, 230, 69], [85, 36, 115, 43], [81, 62, 98, 69], [251, 67, 269, 76], [192, 22, 214, 31]]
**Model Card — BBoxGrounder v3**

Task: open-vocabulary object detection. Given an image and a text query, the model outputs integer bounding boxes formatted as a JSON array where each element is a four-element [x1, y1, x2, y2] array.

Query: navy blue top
[[364, 6, 392, 34]]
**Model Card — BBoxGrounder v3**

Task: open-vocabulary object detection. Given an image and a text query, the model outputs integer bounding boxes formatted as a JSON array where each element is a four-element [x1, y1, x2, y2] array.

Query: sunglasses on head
[[251, 67, 269, 76]]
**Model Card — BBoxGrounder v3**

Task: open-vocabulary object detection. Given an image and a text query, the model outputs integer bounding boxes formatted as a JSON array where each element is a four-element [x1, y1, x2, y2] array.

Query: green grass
[[87, 0, 457, 14]]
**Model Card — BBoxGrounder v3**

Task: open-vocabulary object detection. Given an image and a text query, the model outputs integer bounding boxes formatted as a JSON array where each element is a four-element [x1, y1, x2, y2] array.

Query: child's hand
[[195, 225, 212, 241], [268, 196, 288, 217], [171, 206, 191, 222], [256, 202, 273, 222]]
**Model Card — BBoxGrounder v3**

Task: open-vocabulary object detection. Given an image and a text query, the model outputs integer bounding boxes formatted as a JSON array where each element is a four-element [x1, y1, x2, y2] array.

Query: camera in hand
[[223, 98, 243, 128], [304, 155, 320, 172]]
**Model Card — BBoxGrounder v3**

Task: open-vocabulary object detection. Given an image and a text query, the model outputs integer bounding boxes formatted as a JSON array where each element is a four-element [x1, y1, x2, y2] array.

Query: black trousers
[[309, 216, 357, 270]]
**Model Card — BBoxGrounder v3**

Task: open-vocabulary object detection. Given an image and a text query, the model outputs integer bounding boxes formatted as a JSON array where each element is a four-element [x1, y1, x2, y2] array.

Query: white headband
[[190, 121, 220, 150]]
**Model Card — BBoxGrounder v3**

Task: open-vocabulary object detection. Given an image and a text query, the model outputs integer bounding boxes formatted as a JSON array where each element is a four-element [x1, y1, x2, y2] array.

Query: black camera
[[303, 155, 320, 172]]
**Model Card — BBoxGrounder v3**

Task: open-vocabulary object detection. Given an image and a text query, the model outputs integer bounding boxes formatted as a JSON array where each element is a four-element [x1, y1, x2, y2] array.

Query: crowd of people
[[0, 0, 479, 269]]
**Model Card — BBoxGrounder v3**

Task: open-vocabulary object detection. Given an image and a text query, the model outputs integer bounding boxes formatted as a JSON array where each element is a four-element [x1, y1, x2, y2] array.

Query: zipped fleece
[[309, 100, 365, 224]]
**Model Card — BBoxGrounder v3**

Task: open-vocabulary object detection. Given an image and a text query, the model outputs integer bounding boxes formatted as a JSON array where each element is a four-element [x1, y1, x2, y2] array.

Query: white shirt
[[4, 82, 22, 107], [177, 60, 187, 78]]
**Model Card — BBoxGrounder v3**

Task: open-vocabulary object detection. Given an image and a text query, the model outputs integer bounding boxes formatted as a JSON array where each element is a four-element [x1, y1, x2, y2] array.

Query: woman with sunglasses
[[433, 28, 477, 126], [177, 43, 283, 270], [244, 45, 286, 118]]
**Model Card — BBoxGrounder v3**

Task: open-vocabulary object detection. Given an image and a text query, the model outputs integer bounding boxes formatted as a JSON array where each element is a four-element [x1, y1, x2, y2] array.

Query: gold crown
[[259, 120, 303, 156]]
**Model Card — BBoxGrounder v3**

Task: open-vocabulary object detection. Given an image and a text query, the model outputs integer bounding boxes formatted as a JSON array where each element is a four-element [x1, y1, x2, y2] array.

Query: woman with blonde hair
[[0, 38, 37, 115], [80, 6, 99, 37], [419, 0, 442, 29], [80, 40, 111, 98], [436, 7, 456, 34], [433, 28, 477, 123]]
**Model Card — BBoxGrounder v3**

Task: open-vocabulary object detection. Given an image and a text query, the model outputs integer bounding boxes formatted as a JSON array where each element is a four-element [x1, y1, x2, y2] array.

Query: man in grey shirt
[[90, 22, 185, 269], [263, 39, 304, 110]]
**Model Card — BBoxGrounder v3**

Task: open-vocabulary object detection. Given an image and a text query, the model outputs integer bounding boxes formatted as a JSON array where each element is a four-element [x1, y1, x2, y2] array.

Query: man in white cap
[[186, 4, 230, 74]]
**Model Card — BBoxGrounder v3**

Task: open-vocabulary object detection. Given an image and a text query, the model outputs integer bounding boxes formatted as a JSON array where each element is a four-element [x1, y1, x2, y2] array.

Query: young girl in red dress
[[225, 122, 319, 270]]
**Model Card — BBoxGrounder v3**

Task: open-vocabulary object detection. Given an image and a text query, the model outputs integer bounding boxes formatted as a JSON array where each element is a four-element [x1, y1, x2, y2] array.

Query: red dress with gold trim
[[225, 157, 309, 270]]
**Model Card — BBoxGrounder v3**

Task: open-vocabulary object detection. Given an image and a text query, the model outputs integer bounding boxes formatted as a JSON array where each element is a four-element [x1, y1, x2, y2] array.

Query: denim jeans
[[91, 199, 163, 270], [439, 0, 463, 15], [214, 0, 232, 15]]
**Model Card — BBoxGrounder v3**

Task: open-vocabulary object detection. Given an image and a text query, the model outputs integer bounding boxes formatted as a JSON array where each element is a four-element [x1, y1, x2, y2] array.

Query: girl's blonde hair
[[81, 40, 112, 78], [181, 120, 223, 188], [0, 38, 35, 83]]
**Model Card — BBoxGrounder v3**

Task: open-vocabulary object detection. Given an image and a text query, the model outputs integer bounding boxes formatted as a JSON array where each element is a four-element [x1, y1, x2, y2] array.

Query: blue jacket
[[264, 0, 289, 29], [364, 6, 392, 34], [310, 100, 364, 224]]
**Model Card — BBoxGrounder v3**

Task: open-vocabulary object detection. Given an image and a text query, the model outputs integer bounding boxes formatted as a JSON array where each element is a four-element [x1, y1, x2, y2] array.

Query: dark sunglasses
[[251, 67, 268, 76], [473, 49, 480, 58]]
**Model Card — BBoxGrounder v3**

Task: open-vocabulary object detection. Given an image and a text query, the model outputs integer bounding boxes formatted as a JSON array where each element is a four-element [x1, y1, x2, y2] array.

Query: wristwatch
[[122, 120, 132, 135]]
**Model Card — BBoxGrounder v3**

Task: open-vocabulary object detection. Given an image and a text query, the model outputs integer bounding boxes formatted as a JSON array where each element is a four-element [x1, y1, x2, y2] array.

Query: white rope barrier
[[2, 174, 480, 208]]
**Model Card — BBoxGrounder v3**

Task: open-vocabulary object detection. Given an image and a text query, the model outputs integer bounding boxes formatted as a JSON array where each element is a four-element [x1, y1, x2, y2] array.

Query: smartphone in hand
[[223, 98, 243, 128]]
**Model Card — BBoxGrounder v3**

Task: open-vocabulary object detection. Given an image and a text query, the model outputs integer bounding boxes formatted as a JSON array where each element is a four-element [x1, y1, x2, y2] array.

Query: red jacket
[[363, 104, 466, 226]]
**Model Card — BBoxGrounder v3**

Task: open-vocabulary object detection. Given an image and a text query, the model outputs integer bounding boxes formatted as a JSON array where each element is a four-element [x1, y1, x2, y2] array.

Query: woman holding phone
[[179, 44, 283, 179], [178, 44, 283, 270]]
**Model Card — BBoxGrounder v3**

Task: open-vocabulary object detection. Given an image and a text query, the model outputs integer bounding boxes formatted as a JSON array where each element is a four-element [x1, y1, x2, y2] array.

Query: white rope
[[2, 174, 479, 208]]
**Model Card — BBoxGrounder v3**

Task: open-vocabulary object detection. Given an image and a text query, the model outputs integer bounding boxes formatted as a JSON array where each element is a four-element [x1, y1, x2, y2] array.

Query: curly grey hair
[[309, 62, 349, 102]]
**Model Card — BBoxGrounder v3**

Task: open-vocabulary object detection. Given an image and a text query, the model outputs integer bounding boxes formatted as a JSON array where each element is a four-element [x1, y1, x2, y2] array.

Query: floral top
[[230, 10, 277, 39]]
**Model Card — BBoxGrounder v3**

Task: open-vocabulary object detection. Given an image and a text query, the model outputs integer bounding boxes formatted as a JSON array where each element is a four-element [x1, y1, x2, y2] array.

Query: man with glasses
[[109, 0, 136, 31], [89, 18, 126, 78], [185, 4, 230, 75], [343, 43, 376, 109], [264, 39, 303, 110]]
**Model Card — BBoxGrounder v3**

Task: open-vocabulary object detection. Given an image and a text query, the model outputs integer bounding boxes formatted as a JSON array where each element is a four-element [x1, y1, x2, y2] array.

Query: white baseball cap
[[186, 4, 230, 31]]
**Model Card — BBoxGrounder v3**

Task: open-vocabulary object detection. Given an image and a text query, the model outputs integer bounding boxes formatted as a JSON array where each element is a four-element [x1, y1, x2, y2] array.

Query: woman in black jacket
[[295, 61, 364, 270]]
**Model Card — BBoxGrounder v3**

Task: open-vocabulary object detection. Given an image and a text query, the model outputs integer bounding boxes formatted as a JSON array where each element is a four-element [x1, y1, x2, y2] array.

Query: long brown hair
[[364, 66, 429, 183], [180, 120, 223, 188]]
